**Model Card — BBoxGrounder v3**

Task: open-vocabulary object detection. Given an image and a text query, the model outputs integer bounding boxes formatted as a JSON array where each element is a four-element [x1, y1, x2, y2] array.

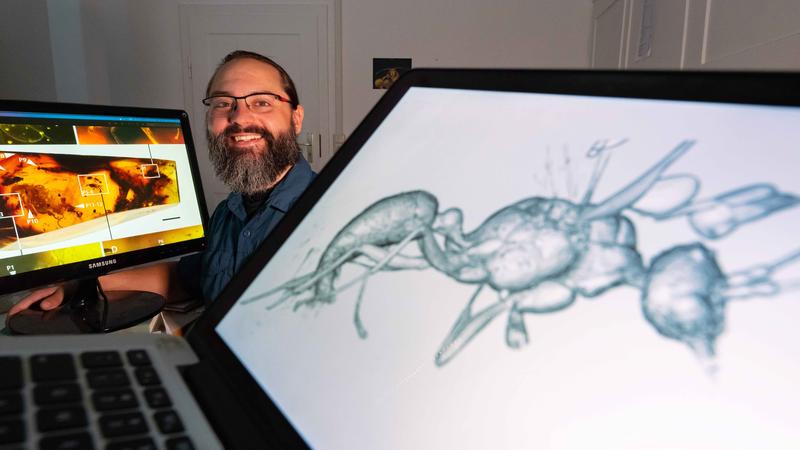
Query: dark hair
[[205, 50, 300, 109]]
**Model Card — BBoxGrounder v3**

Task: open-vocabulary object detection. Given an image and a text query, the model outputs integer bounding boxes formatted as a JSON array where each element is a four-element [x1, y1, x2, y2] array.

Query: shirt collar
[[268, 156, 314, 212]]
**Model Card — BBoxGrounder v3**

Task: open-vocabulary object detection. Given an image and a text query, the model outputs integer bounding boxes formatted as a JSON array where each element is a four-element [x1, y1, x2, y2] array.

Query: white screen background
[[218, 88, 800, 450]]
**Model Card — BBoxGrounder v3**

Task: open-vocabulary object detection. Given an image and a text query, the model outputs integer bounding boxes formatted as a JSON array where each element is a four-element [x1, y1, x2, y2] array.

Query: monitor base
[[7, 278, 165, 334]]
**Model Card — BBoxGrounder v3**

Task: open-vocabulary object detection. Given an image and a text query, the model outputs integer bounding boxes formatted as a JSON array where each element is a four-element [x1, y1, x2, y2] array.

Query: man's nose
[[228, 98, 254, 121]]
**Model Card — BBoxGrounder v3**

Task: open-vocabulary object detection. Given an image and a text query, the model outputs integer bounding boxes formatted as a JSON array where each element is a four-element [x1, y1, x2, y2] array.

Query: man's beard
[[208, 124, 300, 195]]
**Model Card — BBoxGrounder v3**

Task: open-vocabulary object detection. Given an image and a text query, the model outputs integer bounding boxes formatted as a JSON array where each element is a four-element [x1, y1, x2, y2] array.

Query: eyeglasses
[[202, 92, 293, 115]]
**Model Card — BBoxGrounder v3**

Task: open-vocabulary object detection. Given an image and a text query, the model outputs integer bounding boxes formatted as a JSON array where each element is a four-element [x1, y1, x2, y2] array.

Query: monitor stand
[[7, 278, 165, 334]]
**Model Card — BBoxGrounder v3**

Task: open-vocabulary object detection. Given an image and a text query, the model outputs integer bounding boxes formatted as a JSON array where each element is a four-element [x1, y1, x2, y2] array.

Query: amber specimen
[[0, 152, 179, 247]]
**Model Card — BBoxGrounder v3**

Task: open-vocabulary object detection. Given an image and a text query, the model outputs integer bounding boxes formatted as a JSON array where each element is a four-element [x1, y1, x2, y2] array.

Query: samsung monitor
[[0, 101, 208, 334], [185, 70, 800, 449]]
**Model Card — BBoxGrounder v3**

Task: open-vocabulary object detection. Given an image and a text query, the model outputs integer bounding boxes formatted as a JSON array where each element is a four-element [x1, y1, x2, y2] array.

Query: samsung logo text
[[89, 259, 117, 269]]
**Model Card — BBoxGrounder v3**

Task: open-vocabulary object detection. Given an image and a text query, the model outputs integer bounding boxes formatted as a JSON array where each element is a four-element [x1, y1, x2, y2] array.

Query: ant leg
[[245, 227, 427, 309], [435, 286, 512, 366], [505, 304, 528, 349], [332, 225, 426, 295], [239, 245, 364, 308], [351, 244, 431, 339], [353, 279, 370, 338], [652, 184, 799, 239], [322, 226, 427, 337], [580, 140, 695, 221], [722, 247, 800, 299]]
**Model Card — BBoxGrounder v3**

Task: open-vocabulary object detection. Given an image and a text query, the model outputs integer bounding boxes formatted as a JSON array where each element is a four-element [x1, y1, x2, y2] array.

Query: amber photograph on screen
[[76, 125, 184, 145], [0, 152, 180, 250]]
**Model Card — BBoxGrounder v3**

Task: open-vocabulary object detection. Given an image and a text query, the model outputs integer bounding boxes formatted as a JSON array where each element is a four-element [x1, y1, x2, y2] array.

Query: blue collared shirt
[[178, 157, 315, 303]]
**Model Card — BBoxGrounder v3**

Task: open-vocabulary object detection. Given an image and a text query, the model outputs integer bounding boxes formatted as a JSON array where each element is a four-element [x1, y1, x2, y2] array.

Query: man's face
[[205, 58, 305, 194]]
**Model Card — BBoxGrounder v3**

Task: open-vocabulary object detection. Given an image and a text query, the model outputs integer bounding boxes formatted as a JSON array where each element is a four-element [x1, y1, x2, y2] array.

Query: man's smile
[[228, 133, 265, 148], [232, 133, 262, 141]]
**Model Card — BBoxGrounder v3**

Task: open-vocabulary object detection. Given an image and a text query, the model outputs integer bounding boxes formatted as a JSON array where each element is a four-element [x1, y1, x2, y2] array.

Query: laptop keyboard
[[1, 350, 195, 450]]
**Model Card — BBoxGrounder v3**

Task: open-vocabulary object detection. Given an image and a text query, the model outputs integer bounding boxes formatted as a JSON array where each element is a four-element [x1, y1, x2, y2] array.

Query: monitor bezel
[[0, 99, 209, 295], [187, 69, 800, 447]]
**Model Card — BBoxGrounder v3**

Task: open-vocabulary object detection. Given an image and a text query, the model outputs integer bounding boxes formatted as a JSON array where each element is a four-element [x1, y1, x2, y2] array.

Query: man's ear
[[292, 105, 305, 134]]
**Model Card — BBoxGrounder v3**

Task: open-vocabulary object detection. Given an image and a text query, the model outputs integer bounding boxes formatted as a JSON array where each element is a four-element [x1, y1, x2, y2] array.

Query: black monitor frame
[[185, 69, 800, 447], [0, 99, 209, 302]]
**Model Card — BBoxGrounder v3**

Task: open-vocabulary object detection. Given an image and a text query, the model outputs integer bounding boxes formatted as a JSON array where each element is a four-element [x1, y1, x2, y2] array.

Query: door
[[180, 4, 336, 212]]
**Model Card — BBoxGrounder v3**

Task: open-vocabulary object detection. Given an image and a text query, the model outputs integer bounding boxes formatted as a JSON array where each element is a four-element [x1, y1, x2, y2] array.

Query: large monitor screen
[[0, 103, 207, 298], [214, 83, 800, 450]]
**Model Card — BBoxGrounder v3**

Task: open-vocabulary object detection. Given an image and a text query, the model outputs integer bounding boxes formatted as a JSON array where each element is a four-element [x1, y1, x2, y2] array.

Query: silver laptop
[[3, 69, 800, 450]]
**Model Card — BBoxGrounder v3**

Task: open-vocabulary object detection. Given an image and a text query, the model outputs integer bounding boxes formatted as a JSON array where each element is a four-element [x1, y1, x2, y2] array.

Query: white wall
[[82, 0, 191, 109], [0, 0, 594, 134], [0, 0, 57, 101], [48, 0, 91, 103], [342, 0, 594, 133]]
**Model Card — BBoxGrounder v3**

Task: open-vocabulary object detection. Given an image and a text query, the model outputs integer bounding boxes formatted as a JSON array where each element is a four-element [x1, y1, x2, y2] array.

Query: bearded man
[[9, 50, 315, 315]]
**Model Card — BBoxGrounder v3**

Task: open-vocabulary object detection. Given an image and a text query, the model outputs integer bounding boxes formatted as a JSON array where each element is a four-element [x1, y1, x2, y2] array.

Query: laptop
[[3, 69, 800, 449]]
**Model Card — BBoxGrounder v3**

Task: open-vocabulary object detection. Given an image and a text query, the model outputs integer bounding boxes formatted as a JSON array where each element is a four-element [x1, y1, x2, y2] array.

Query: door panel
[[685, 0, 800, 69], [626, 0, 687, 69], [592, 0, 628, 68]]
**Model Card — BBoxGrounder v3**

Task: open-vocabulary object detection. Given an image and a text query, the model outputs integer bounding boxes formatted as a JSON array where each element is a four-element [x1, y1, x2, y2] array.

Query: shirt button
[[243, 230, 251, 237]]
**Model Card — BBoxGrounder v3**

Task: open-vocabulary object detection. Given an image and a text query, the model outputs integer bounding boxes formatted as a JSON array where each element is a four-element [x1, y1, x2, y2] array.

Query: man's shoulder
[[288, 156, 316, 185]]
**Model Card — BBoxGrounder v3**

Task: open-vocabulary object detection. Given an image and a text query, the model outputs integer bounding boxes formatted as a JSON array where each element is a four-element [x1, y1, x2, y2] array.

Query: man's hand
[[6, 285, 65, 317], [5, 263, 177, 321]]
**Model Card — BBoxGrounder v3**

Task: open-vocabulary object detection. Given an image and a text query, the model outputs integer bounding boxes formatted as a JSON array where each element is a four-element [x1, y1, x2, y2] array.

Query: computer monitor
[[190, 70, 800, 449], [0, 100, 208, 334]]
